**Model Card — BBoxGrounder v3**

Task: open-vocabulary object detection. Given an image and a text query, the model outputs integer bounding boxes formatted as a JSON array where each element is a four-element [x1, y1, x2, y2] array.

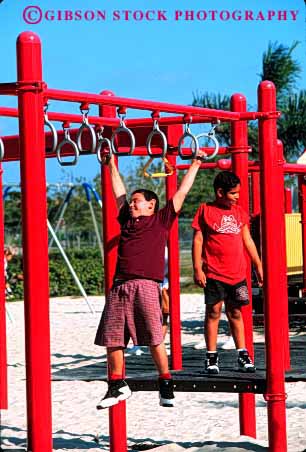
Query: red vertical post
[[298, 176, 306, 294], [251, 172, 260, 216], [165, 146, 182, 370], [17, 32, 52, 452], [99, 92, 127, 452], [276, 141, 290, 370], [230, 93, 256, 438], [0, 165, 7, 410], [284, 188, 292, 213], [258, 81, 287, 452]]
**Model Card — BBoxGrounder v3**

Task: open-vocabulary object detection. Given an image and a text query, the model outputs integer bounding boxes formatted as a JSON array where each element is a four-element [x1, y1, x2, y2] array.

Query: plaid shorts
[[204, 278, 249, 307], [94, 279, 163, 348]]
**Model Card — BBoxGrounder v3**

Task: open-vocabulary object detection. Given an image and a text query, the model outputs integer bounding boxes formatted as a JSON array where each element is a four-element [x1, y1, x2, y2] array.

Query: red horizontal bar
[[45, 88, 249, 121], [0, 106, 232, 128], [0, 107, 19, 117]]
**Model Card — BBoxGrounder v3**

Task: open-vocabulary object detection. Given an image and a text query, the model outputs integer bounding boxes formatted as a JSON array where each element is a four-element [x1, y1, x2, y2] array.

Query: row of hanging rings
[[44, 103, 220, 167], [47, 104, 136, 166], [177, 115, 220, 161]]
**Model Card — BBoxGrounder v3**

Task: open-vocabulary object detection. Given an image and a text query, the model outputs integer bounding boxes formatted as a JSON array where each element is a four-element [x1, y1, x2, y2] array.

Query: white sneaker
[[96, 380, 132, 409], [221, 336, 235, 350], [194, 340, 206, 350]]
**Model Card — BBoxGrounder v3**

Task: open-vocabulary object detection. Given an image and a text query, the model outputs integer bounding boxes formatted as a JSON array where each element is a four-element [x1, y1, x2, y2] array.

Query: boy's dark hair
[[213, 171, 241, 195], [131, 189, 159, 212]]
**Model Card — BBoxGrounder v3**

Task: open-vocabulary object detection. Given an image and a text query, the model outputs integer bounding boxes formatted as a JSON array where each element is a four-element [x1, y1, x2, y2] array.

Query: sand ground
[[1, 294, 306, 451]]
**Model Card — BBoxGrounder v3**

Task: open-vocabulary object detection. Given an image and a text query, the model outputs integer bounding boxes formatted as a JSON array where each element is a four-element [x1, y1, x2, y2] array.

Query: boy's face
[[216, 184, 240, 207], [129, 193, 156, 218]]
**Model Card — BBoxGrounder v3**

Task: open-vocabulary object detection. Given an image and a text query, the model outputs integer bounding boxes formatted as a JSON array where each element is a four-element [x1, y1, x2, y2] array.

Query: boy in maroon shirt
[[192, 171, 263, 374], [95, 151, 205, 409]]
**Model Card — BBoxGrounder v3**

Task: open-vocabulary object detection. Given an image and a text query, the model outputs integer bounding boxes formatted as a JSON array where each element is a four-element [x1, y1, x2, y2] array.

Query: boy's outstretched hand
[[194, 268, 206, 288], [255, 263, 264, 287]]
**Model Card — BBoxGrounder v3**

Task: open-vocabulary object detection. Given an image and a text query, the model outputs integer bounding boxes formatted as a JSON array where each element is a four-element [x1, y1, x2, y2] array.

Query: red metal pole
[[0, 164, 7, 410], [276, 141, 290, 370], [99, 91, 127, 452], [284, 188, 292, 214], [165, 148, 182, 370], [17, 32, 52, 451], [298, 176, 306, 294], [230, 93, 256, 438], [258, 81, 287, 452], [251, 172, 261, 216]]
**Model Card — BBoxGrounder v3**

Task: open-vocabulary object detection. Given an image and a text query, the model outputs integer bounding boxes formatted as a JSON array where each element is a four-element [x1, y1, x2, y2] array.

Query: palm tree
[[260, 41, 301, 103], [260, 41, 306, 161], [192, 41, 306, 161]]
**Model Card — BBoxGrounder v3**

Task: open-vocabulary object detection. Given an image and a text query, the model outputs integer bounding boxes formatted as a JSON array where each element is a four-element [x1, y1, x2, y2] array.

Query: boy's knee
[[206, 306, 221, 321], [226, 307, 242, 321]]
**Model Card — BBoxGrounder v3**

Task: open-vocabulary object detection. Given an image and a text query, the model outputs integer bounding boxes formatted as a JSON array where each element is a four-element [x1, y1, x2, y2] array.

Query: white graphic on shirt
[[213, 214, 242, 234]]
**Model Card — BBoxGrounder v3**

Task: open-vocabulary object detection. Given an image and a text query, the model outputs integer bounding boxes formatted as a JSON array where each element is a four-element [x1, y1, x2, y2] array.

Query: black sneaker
[[205, 352, 219, 374], [158, 378, 175, 407], [238, 350, 256, 373], [96, 379, 132, 409]]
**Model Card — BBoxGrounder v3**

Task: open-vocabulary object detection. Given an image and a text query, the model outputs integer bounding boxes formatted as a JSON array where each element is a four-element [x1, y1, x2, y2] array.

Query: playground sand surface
[[1, 294, 306, 452]]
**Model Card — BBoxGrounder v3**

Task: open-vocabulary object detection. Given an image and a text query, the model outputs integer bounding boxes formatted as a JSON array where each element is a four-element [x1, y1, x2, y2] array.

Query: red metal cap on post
[[17, 32, 42, 80]]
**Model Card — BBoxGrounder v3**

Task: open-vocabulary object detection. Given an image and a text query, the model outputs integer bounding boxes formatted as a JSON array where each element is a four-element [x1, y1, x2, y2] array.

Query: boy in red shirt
[[192, 171, 263, 374], [95, 151, 205, 409]]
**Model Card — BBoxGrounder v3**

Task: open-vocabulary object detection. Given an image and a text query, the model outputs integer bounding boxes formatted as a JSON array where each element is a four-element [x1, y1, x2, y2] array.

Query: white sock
[[207, 350, 217, 354]]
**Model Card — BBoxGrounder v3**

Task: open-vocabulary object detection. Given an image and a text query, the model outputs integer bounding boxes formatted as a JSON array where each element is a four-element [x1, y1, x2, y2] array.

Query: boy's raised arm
[[107, 155, 127, 210], [172, 151, 205, 213]]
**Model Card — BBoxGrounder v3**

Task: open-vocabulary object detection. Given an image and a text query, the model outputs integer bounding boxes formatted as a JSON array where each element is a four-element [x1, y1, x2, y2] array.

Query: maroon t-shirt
[[115, 200, 177, 282]]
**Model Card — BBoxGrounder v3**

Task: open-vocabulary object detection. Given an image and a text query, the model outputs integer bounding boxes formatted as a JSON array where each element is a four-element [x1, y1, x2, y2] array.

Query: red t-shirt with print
[[192, 202, 249, 285]]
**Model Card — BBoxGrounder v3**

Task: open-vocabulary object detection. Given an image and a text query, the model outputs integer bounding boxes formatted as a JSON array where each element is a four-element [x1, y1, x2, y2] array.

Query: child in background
[[4, 246, 17, 299], [161, 246, 170, 340]]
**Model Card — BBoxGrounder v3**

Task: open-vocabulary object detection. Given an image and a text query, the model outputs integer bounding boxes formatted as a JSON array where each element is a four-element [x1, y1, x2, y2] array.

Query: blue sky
[[0, 0, 305, 185]]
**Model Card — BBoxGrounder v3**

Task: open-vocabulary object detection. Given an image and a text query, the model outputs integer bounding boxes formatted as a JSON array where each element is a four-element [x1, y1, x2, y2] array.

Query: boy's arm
[[242, 224, 263, 286], [172, 151, 205, 213], [192, 229, 206, 287], [107, 155, 127, 210]]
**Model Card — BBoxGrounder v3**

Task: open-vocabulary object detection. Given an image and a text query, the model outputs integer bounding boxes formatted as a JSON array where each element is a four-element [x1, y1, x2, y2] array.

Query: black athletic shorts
[[204, 278, 249, 306]]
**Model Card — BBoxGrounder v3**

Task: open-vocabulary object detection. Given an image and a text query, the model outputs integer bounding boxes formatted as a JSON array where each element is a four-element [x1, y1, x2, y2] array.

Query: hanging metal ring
[[195, 124, 220, 161], [96, 130, 112, 165], [56, 128, 79, 166], [76, 112, 97, 153], [0, 137, 4, 161], [146, 120, 167, 158], [177, 124, 199, 160], [111, 119, 135, 156], [44, 114, 58, 154]]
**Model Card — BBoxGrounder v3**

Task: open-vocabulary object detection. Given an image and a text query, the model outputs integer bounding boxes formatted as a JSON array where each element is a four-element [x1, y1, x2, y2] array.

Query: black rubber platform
[[52, 340, 306, 394]]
